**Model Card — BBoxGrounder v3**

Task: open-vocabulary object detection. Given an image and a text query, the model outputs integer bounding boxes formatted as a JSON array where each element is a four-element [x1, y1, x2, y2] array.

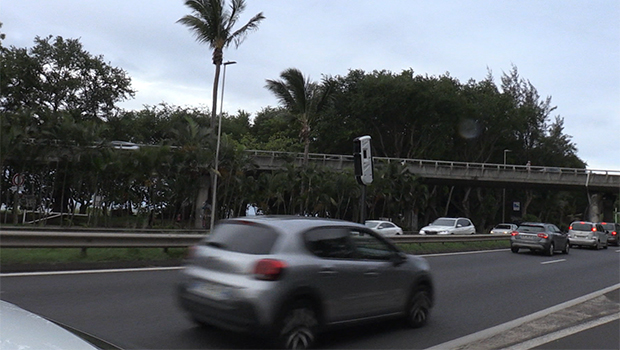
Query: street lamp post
[[210, 60, 236, 231], [502, 149, 512, 223]]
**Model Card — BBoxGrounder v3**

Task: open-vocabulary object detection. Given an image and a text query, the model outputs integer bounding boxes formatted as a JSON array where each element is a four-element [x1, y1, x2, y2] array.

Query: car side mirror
[[391, 252, 407, 266]]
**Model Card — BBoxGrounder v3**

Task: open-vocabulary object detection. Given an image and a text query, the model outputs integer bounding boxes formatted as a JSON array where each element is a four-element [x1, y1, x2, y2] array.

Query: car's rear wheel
[[276, 300, 318, 349], [546, 243, 554, 256], [406, 287, 431, 328], [511, 246, 519, 253]]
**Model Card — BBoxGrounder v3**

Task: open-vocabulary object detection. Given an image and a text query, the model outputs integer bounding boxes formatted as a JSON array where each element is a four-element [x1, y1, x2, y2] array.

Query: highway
[[1, 247, 618, 349]]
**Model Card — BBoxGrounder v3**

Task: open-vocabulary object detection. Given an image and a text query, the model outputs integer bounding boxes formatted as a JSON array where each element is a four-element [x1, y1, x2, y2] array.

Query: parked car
[[418, 217, 476, 235], [490, 223, 518, 234], [365, 220, 404, 236], [0, 299, 119, 350], [177, 216, 434, 349], [599, 222, 619, 246], [510, 222, 569, 256], [568, 221, 609, 249]]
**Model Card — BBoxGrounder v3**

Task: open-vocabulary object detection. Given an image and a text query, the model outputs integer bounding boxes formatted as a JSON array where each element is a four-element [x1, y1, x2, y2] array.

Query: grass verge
[[0, 247, 188, 273], [398, 240, 510, 255]]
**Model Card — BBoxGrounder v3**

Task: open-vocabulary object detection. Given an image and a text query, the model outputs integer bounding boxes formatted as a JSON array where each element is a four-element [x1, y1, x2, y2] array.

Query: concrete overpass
[[246, 150, 620, 221]]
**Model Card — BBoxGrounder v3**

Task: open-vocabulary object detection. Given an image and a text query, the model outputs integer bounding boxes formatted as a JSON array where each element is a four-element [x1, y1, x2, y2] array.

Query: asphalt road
[[1, 246, 618, 349]]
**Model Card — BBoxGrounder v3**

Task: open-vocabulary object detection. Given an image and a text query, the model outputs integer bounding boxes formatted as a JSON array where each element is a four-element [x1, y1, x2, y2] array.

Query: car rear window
[[517, 225, 545, 233], [571, 223, 593, 231], [205, 222, 279, 254], [601, 223, 616, 231]]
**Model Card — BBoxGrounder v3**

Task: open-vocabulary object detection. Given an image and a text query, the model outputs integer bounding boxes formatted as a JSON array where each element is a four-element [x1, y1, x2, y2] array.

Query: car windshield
[[365, 221, 380, 229], [495, 224, 512, 229], [571, 223, 593, 231], [432, 218, 456, 226], [518, 225, 545, 233], [205, 221, 279, 254]]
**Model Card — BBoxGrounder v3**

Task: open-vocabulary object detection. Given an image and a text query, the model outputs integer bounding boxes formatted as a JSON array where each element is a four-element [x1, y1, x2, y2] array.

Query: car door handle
[[319, 268, 337, 276]]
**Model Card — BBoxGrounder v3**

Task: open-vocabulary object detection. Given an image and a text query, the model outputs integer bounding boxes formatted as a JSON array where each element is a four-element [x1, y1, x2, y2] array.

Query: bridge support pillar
[[588, 192, 618, 223], [587, 193, 603, 222]]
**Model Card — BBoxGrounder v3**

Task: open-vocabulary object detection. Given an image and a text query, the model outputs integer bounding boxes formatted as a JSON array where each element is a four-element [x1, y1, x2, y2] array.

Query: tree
[[265, 68, 333, 164], [178, 0, 264, 128]]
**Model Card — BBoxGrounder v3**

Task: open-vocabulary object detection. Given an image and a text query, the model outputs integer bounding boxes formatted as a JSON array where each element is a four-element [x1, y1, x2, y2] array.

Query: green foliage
[[1, 34, 591, 231]]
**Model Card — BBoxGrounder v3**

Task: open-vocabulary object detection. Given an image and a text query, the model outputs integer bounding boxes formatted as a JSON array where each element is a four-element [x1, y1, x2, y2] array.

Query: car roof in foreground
[[223, 216, 365, 233], [0, 300, 100, 350]]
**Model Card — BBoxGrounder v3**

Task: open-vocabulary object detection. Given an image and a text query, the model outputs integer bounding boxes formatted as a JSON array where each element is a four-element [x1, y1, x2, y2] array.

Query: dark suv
[[599, 222, 619, 246], [510, 222, 569, 256], [177, 216, 434, 349]]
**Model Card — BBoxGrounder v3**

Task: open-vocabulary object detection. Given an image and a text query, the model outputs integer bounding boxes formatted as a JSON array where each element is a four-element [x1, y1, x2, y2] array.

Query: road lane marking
[[0, 266, 183, 278], [540, 259, 566, 265], [425, 283, 620, 350], [503, 313, 620, 350]]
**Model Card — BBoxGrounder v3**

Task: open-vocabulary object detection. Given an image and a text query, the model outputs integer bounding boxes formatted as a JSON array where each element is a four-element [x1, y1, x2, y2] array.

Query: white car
[[365, 220, 404, 236], [490, 223, 518, 234], [419, 217, 476, 235], [0, 299, 119, 350]]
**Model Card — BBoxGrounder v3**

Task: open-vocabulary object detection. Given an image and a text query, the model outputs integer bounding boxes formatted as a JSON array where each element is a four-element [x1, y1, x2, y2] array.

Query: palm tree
[[265, 68, 333, 164], [178, 0, 264, 127]]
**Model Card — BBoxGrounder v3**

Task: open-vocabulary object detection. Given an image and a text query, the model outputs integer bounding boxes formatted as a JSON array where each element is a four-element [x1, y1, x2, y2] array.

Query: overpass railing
[[245, 149, 620, 176]]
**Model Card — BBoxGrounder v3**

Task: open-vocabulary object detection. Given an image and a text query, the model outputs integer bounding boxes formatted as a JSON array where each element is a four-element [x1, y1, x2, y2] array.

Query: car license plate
[[188, 281, 229, 300]]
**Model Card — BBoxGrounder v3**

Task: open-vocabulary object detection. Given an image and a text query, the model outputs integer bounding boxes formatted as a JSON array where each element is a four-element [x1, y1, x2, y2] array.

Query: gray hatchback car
[[177, 216, 434, 349]]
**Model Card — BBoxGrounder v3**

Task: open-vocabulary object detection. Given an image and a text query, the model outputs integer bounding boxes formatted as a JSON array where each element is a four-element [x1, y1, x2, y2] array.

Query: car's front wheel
[[406, 288, 431, 328], [277, 300, 318, 349]]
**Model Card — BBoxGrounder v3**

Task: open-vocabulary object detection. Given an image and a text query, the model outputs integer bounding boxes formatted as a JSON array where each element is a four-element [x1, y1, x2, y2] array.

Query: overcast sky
[[3, 0, 619, 170]]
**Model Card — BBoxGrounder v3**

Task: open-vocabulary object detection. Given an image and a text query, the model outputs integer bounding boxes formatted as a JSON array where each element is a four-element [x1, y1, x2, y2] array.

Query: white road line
[[425, 283, 620, 350], [0, 266, 183, 278], [541, 259, 566, 265], [503, 313, 620, 350]]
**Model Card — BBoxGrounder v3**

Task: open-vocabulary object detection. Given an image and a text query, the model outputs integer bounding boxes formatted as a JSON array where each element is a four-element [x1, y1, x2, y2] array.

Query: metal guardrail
[[0, 229, 508, 249]]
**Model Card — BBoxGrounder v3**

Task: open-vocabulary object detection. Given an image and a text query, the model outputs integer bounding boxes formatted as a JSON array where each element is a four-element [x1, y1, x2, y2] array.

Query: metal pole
[[360, 185, 366, 224], [210, 61, 236, 231], [502, 149, 511, 223]]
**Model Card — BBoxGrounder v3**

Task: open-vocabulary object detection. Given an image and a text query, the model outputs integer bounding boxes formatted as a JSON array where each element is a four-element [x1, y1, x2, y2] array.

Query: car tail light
[[537, 233, 548, 239], [612, 231, 617, 236], [254, 259, 287, 281], [511, 231, 519, 236], [569, 225, 573, 230], [592, 226, 597, 232]]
